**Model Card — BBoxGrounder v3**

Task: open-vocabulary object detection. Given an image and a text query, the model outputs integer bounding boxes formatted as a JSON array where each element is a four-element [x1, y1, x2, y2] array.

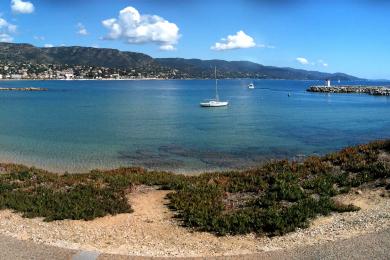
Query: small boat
[[200, 100, 229, 107], [200, 67, 229, 107], [248, 83, 255, 89]]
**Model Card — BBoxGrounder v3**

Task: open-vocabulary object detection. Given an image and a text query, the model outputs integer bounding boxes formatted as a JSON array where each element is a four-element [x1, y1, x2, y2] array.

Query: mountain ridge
[[0, 42, 360, 80]]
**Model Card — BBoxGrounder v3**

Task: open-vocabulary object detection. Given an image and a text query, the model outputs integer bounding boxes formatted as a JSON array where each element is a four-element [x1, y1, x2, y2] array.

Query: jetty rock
[[307, 85, 390, 96], [0, 87, 48, 91]]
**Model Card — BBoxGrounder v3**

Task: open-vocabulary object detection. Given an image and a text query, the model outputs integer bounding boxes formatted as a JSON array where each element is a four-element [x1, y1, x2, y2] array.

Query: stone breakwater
[[307, 85, 390, 96], [0, 87, 48, 91]]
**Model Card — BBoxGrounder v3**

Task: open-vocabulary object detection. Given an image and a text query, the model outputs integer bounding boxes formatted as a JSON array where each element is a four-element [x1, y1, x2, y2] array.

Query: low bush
[[0, 139, 388, 236]]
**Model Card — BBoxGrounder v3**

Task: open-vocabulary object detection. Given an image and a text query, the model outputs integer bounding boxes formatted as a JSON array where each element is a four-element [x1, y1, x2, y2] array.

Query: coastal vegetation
[[0, 140, 389, 236]]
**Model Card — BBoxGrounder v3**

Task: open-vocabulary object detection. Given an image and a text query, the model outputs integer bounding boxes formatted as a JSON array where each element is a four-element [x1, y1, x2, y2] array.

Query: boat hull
[[200, 101, 229, 107]]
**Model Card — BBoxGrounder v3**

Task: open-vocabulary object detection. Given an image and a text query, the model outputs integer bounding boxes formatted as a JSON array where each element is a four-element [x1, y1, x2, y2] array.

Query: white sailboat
[[200, 67, 229, 107]]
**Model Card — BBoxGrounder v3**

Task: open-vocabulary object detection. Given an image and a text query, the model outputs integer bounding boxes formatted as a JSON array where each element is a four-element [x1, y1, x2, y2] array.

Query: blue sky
[[0, 0, 389, 79]]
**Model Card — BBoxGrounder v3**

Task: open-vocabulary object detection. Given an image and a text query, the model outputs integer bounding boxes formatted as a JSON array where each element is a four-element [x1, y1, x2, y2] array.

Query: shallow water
[[0, 79, 389, 173]]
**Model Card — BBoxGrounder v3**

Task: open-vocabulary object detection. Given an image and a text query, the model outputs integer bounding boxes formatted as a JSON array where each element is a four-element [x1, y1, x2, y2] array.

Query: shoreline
[[0, 78, 385, 82]]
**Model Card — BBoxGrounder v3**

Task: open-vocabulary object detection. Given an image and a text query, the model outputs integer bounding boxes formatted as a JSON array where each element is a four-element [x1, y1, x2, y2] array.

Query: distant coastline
[[0, 42, 361, 81], [0, 78, 378, 82]]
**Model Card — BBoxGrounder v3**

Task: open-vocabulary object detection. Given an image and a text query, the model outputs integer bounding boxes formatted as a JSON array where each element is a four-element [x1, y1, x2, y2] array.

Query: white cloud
[[257, 44, 276, 49], [11, 0, 34, 14], [296, 57, 309, 65], [34, 35, 45, 41], [77, 23, 88, 36], [102, 6, 180, 51], [44, 43, 54, 48], [0, 18, 16, 42], [211, 30, 256, 51], [0, 33, 13, 42], [296, 57, 329, 67], [0, 18, 17, 33], [318, 59, 329, 67], [159, 44, 175, 51]]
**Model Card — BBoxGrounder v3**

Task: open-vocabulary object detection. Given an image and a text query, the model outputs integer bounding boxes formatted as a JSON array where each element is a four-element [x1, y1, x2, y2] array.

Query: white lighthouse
[[325, 79, 331, 87]]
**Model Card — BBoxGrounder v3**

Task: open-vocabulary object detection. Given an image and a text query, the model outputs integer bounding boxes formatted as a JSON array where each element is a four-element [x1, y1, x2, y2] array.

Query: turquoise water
[[0, 79, 389, 173]]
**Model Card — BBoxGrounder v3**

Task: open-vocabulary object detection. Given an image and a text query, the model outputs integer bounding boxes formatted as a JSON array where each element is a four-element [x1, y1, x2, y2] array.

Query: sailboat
[[200, 67, 229, 107]]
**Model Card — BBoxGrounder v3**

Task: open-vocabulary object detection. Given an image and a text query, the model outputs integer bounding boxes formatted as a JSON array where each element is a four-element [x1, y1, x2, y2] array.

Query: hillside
[[156, 58, 358, 80], [0, 42, 157, 69], [0, 42, 360, 80]]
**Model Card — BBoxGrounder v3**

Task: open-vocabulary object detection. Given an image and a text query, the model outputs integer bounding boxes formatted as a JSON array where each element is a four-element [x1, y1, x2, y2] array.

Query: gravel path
[[0, 186, 389, 258]]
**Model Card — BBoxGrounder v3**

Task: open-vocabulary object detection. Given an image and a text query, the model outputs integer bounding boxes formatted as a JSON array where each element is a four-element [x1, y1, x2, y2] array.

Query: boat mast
[[215, 66, 219, 101]]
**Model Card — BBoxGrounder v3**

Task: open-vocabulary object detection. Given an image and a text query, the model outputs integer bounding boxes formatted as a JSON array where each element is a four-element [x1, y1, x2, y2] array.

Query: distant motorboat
[[248, 83, 255, 89], [200, 67, 229, 107]]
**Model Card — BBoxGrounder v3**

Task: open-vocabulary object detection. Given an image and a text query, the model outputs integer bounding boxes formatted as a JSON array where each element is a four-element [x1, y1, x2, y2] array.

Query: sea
[[0, 79, 389, 173]]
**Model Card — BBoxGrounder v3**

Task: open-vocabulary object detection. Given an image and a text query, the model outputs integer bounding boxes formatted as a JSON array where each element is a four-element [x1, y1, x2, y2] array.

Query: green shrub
[[0, 139, 388, 237]]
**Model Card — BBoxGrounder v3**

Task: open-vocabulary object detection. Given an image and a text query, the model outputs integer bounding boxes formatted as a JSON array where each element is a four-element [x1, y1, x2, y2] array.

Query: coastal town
[[0, 61, 180, 80]]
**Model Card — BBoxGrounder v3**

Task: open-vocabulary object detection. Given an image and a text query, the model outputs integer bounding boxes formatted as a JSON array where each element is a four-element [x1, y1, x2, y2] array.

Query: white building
[[11, 74, 22, 80], [65, 73, 74, 80]]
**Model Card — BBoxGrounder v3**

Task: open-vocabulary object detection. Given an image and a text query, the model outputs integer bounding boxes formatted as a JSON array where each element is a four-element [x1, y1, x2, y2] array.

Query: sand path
[[0, 186, 389, 257]]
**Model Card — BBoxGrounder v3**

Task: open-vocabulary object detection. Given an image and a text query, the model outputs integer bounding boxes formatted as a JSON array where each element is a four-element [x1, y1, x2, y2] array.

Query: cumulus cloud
[[318, 59, 329, 67], [11, 0, 35, 14], [296, 57, 329, 67], [77, 23, 88, 36], [211, 30, 256, 51], [44, 43, 54, 48], [159, 44, 175, 51], [296, 57, 309, 65], [0, 18, 17, 33], [102, 6, 180, 51], [34, 35, 45, 41], [0, 33, 13, 42], [0, 18, 17, 42], [257, 44, 276, 49]]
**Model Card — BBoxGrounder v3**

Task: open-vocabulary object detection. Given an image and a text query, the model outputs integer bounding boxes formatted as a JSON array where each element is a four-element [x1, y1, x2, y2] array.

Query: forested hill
[[0, 42, 359, 80]]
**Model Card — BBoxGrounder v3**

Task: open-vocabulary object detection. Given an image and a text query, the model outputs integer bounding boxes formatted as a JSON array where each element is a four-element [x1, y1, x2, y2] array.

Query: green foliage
[[1, 185, 131, 221], [0, 139, 388, 237], [167, 140, 389, 236]]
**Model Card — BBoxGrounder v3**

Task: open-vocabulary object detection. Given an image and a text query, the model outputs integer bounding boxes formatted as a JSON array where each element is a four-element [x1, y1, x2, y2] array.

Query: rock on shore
[[0, 87, 48, 91], [307, 85, 390, 96]]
